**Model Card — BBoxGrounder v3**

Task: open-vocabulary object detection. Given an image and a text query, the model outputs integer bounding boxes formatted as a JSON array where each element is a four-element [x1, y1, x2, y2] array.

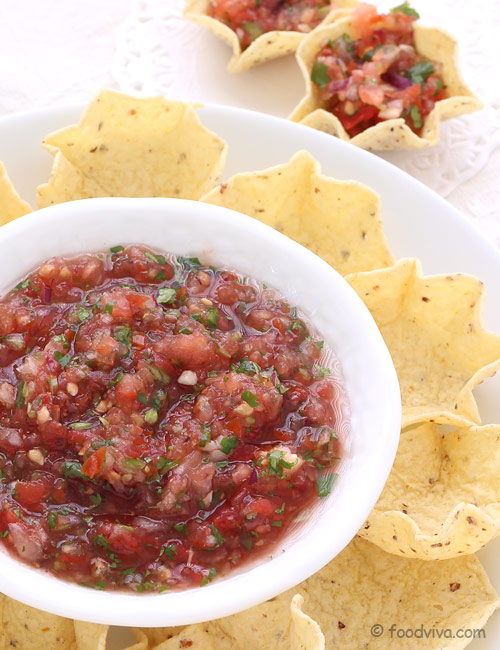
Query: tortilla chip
[[0, 161, 32, 225], [36, 89, 227, 207], [135, 594, 323, 650], [290, 16, 482, 150], [126, 629, 149, 650], [360, 422, 500, 559], [184, 1, 356, 73], [0, 594, 76, 649], [346, 258, 500, 427], [289, 595, 324, 650], [132, 625, 186, 647], [284, 537, 499, 649], [201, 151, 393, 275], [73, 621, 108, 650], [136, 538, 499, 650]]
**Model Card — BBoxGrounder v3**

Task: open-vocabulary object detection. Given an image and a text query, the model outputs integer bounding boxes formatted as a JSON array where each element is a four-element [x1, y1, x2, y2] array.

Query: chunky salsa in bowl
[[0, 198, 400, 626], [0, 244, 345, 593]]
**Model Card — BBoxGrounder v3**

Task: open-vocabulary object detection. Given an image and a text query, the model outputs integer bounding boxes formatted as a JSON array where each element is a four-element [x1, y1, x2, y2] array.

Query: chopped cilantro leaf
[[311, 61, 331, 89], [408, 60, 434, 84], [390, 2, 419, 18], [220, 436, 239, 455], [410, 104, 422, 129], [108, 371, 124, 387], [241, 390, 259, 407], [137, 392, 148, 405], [174, 523, 188, 535], [316, 473, 338, 498], [76, 306, 91, 322], [242, 20, 263, 39], [15, 380, 26, 408], [54, 351, 72, 368], [113, 324, 132, 347], [157, 458, 178, 473], [210, 524, 225, 547], [313, 364, 330, 378], [61, 460, 86, 480], [93, 533, 111, 549], [53, 333, 69, 348], [157, 288, 176, 304], [145, 251, 167, 265], [103, 302, 115, 315], [206, 307, 219, 328], [110, 245, 124, 254], [232, 357, 259, 376], [161, 544, 178, 559]]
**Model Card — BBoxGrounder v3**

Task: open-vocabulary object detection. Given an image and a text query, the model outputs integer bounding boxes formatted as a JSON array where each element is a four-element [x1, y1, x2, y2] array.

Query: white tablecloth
[[0, 0, 499, 242]]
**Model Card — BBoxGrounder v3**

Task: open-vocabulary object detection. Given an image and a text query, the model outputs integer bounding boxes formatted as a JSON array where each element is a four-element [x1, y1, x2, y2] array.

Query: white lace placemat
[[1, 0, 499, 244]]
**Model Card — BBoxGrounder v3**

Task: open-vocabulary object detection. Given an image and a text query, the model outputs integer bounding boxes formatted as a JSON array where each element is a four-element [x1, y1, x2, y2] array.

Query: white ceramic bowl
[[0, 197, 401, 626]]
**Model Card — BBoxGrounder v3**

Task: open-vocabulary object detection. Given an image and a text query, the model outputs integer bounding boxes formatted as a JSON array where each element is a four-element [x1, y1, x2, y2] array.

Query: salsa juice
[[0, 245, 345, 592]]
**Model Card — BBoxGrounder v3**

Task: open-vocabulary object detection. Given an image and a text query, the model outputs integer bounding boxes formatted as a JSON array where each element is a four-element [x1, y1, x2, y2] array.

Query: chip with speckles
[[36, 90, 228, 207], [201, 150, 394, 276], [183, 0, 356, 74], [134, 537, 500, 650], [0, 161, 32, 226], [360, 422, 500, 559], [347, 258, 500, 427]]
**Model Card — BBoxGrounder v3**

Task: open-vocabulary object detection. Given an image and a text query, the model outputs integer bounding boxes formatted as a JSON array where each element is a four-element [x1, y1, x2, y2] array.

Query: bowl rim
[[0, 197, 401, 626]]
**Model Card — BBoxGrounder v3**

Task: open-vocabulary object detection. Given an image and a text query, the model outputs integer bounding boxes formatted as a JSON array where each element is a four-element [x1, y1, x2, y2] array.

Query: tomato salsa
[[0, 245, 344, 592], [208, 0, 336, 50], [310, 2, 447, 136]]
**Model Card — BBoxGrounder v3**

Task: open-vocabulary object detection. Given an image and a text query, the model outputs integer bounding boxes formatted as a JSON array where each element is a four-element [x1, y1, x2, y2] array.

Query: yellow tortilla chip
[[132, 625, 185, 647], [73, 621, 108, 650], [201, 151, 393, 275], [290, 16, 482, 150], [0, 161, 32, 225], [184, 1, 356, 73], [360, 422, 500, 559], [289, 595, 324, 650], [136, 537, 499, 650], [284, 537, 499, 649], [346, 258, 500, 426], [135, 594, 323, 650], [37, 89, 227, 207], [0, 594, 76, 649]]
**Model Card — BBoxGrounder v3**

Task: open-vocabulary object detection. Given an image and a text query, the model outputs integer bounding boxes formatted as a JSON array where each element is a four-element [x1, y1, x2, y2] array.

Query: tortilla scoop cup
[[0, 161, 32, 226], [360, 423, 500, 560], [290, 15, 483, 150], [183, 0, 356, 73]]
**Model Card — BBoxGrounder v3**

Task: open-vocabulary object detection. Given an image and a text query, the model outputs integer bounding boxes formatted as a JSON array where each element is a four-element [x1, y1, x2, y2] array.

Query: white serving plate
[[1, 103, 500, 647]]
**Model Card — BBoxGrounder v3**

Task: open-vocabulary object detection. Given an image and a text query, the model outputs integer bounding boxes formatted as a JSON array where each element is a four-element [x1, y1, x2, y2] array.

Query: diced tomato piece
[[15, 479, 50, 507], [81, 446, 107, 479]]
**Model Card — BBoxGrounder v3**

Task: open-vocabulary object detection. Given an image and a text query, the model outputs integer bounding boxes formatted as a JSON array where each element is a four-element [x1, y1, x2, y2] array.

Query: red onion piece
[[249, 468, 258, 484], [42, 283, 52, 304], [383, 72, 412, 89], [327, 78, 349, 93]]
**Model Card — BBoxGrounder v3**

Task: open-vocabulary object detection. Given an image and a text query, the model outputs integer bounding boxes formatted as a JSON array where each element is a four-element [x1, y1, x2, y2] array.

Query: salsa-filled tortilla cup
[[183, 0, 356, 73], [290, 3, 482, 150]]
